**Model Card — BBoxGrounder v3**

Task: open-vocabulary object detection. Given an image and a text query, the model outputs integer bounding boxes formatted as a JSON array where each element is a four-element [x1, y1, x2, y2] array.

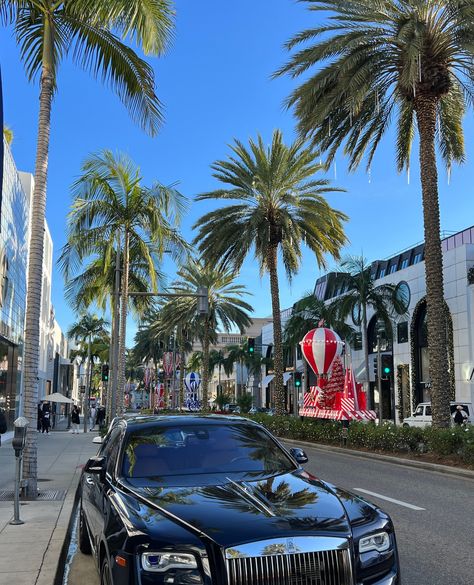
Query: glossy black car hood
[[122, 469, 355, 548]]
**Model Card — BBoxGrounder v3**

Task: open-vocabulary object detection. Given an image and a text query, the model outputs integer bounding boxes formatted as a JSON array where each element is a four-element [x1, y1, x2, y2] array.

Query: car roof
[[117, 414, 258, 431]]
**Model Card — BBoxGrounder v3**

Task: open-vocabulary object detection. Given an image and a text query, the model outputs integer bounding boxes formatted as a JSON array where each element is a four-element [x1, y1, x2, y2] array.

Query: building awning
[[262, 374, 275, 388], [283, 372, 292, 384]]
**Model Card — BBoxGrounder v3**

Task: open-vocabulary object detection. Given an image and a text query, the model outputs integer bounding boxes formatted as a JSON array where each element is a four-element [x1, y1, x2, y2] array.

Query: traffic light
[[373, 356, 379, 380], [101, 364, 109, 382], [294, 372, 302, 388], [381, 355, 392, 379], [247, 338, 255, 354]]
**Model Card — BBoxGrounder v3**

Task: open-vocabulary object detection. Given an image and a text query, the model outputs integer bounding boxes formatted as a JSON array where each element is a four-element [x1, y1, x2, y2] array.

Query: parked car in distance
[[403, 401, 472, 427], [80, 414, 400, 585], [223, 403, 240, 414], [248, 406, 272, 414]]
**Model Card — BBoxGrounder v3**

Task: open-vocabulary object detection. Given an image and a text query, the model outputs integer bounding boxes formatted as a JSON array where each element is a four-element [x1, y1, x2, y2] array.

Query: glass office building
[[0, 140, 29, 431]]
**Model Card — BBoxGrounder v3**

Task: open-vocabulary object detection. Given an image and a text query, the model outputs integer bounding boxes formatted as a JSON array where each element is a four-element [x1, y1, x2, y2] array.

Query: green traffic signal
[[294, 372, 302, 387], [247, 338, 255, 354]]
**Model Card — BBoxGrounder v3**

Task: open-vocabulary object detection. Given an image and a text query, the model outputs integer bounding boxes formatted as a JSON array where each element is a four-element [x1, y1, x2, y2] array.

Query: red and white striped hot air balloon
[[300, 328, 344, 380]]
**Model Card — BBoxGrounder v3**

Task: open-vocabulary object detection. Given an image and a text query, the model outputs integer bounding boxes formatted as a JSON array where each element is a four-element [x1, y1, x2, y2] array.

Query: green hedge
[[249, 415, 474, 466]]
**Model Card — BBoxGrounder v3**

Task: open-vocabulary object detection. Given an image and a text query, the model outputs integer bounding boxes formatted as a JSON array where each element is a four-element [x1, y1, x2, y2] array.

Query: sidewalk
[[0, 430, 98, 585]]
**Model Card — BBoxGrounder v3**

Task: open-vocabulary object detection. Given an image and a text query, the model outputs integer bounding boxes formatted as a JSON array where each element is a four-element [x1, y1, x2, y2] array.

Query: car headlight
[[358, 532, 391, 554], [141, 552, 198, 572]]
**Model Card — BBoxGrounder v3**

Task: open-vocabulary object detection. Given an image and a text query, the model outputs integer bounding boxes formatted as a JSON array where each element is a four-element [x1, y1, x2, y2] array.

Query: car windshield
[[121, 422, 295, 479]]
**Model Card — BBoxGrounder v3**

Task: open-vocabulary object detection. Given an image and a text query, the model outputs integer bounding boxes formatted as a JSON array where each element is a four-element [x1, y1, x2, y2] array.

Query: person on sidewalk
[[71, 405, 80, 434], [89, 404, 97, 431], [453, 405, 468, 426], [37, 402, 43, 431], [41, 410, 51, 434]]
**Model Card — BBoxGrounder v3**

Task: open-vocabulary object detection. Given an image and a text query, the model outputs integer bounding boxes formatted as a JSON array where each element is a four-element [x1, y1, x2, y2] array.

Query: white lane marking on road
[[354, 488, 425, 511]]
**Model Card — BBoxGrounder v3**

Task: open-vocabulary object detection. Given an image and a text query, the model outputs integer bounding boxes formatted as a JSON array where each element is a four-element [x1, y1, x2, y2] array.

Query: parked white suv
[[403, 401, 472, 428]]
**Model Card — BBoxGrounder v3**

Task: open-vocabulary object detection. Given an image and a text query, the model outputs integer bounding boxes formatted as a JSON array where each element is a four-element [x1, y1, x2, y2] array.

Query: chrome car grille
[[225, 537, 353, 585]]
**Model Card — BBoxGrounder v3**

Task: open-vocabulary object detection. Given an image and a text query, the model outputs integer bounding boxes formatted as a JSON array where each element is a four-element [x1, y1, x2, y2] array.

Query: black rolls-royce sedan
[[79, 415, 400, 585]]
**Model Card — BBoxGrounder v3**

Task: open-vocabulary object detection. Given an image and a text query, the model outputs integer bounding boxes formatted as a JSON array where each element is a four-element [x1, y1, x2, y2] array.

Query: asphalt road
[[294, 443, 474, 585], [66, 447, 474, 585]]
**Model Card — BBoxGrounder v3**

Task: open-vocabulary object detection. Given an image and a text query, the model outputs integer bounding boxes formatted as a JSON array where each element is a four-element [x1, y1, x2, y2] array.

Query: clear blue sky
[[2, 0, 474, 344]]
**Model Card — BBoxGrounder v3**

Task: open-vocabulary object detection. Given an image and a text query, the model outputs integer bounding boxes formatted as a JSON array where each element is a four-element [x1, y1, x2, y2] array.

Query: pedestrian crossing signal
[[101, 364, 109, 382]]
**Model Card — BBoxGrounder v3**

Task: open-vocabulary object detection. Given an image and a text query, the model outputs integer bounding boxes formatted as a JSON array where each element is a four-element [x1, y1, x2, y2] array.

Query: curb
[[282, 438, 474, 480]]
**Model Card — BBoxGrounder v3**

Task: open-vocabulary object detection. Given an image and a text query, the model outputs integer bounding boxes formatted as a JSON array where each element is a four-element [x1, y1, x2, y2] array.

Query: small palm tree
[[194, 130, 347, 415], [68, 314, 109, 432], [161, 259, 253, 409], [144, 309, 193, 408], [224, 343, 249, 397], [276, 0, 473, 426], [210, 349, 227, 400], [329, 256, 406, 409], [62, 150, 187, 411], [4, 0, 175, 496]]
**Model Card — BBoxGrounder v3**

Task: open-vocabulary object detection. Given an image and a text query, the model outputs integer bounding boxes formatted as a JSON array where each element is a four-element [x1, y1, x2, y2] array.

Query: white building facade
[[260, 226, 474, 421], [20, 172, 71, 402]]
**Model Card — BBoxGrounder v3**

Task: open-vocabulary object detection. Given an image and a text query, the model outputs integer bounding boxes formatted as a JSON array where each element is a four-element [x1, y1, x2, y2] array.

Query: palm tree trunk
[[268, 245, 285, 415], [362, 307, 372, 410], [202, 324, 210, 410], [118, 230, 130, 412], [415, 96, 451, 428], [23, 61, 54, 498], [108, 242, 121, 420], [83, 337, 92, 433], [179, 342, 185, 409]]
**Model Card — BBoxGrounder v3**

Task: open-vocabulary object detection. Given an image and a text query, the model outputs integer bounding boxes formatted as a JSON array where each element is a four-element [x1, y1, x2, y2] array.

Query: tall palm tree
[[62, 241, 165, 317], [161, 259, 253, 409], [67, 313, 109, 432], [276, 0, 473, 426], [70, 335, 110, 365], [193, 130, 347, 415], [328, 256, 406, 409], [61, 150, 187, 413], [3, 0, 175, 496]]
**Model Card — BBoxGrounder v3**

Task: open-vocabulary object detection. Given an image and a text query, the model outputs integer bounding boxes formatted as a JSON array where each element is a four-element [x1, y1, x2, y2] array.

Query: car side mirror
[[290, 448, 308, 465], [84, 456, 106, 480]]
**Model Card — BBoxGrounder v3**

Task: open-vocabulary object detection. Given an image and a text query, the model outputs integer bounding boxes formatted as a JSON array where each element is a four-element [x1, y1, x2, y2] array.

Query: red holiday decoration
[[300, 328, 344, 382], [316, 356, 344, 409]]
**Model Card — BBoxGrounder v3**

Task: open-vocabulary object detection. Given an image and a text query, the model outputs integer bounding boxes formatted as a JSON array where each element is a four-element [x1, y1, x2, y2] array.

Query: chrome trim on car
[[225, 536, 349, 559], [225, 537, 354, 585]]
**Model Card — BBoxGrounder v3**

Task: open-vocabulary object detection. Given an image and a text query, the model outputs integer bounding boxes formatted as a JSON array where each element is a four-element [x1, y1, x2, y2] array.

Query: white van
[[403, 402, 472, 428]]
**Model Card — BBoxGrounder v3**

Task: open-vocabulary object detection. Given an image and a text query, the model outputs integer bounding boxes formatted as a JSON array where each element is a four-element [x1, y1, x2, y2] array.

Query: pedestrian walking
[[89, 404, 97, 431], [0, 407, 6, 447], [96, 404, 106, 429], [71, 405, 80, 434], [37, 402, 43, 431], [453, 405, 468, 426], [41, 410, 51, 434]]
